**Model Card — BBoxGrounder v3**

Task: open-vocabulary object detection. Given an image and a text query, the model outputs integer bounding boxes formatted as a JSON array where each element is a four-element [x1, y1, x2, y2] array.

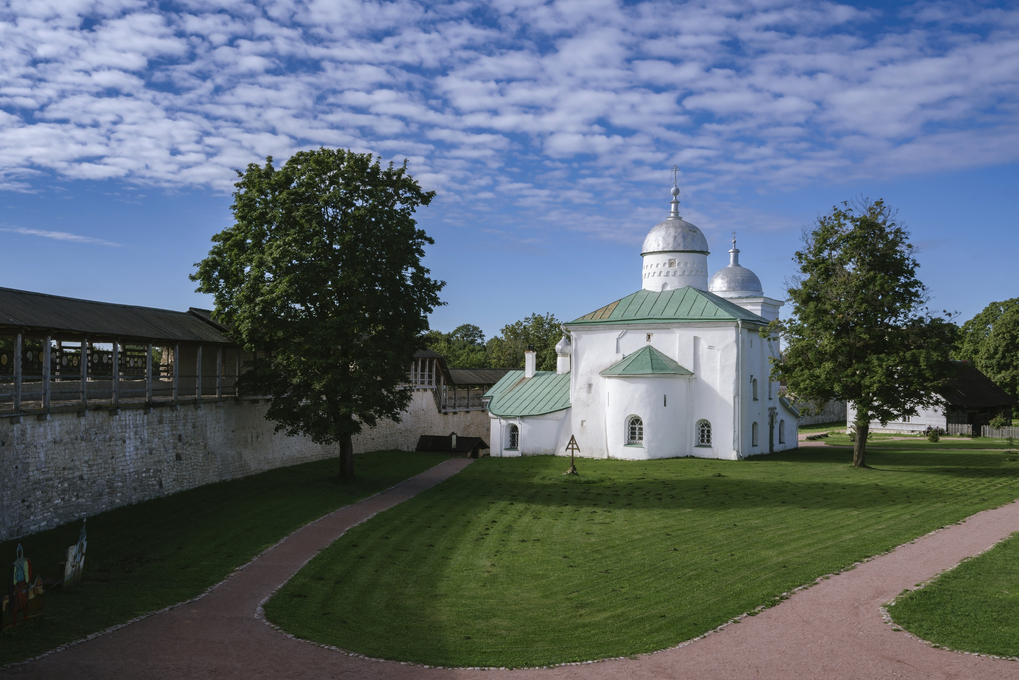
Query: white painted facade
[[846, 402, 946, 434], [486, 186, 799, 461]]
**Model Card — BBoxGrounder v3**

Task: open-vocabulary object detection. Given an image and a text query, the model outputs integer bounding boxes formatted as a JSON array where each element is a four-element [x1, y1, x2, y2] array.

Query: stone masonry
[[1, 390, 490, 542]]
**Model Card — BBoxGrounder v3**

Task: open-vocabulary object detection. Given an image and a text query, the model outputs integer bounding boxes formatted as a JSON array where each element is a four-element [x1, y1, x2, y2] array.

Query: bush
[[848, 428, 857, 443], [990, 413, 1012, 429], [928, 429, 940, 443]]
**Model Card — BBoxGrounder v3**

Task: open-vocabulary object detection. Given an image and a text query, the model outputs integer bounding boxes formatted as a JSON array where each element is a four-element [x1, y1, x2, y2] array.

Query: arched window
[[697, 420, 712, 446], [507, 424, 519, 450], [752, 421, 759, 446], [626, 416, 644, 445], [752, 378, 759, 401], [768, 380, 773, 400], [779, 419, 786, 444]]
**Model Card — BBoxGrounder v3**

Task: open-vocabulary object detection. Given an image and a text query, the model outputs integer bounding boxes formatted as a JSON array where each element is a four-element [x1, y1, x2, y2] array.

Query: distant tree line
[[424, 313, 563, 371]]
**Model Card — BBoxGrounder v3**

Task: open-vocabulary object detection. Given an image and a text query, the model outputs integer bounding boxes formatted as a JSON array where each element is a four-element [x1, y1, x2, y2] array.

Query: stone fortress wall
[[0, 391, 490, 542], [795, 399, 848, 427]]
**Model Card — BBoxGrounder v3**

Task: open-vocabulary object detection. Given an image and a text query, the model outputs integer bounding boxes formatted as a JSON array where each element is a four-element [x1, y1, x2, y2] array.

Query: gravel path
[[5, 455, 1019, 679]]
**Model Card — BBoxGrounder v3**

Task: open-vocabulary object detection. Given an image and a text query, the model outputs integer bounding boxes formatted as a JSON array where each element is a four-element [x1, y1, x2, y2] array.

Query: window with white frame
[[752, 421, 759, 446], [626, 416, 644, 445], [779, 419, 785, 444], [507, 424, 519, 449], [697, 420, 712, 446]]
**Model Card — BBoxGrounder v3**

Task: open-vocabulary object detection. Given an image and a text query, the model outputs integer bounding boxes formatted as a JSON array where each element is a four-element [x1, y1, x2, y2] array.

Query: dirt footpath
[[5, 456, 1019, 680]]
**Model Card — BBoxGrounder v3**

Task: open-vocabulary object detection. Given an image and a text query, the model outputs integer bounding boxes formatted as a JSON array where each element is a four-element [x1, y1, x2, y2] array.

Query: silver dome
[[708, 264, 763, 295], [641, 217, 710, 255], [709, 239, 763, 296]]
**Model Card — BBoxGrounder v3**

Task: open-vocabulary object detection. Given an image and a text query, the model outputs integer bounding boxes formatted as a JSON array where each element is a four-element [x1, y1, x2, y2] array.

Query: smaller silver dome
[[709, 265, 763, 295], [709, 238, 763, 296]]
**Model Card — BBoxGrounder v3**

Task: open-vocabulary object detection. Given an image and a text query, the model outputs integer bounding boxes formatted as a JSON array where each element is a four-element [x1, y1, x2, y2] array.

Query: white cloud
[[0, 0, 1015, 235], [0, 226, 122, 245]]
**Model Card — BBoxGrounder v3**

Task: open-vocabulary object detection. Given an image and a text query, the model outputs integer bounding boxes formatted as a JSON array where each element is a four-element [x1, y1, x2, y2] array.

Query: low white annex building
[[484, 184, 799, 460]]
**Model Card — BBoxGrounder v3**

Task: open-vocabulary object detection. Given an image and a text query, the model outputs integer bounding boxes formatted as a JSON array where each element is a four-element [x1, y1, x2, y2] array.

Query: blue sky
[[1, 0, 1017, 340]]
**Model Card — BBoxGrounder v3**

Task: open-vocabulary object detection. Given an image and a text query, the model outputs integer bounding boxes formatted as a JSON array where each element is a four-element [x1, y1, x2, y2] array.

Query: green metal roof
[[570, 287, 766, 326], [483, 370, 572, 418], [600, 345, 693, 377]]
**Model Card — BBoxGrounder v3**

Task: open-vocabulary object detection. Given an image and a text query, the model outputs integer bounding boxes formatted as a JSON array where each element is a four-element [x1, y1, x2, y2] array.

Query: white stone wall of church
[[565, 323, 742, 460], [1, 390, 490, 542], [489, 411, 569, 457]]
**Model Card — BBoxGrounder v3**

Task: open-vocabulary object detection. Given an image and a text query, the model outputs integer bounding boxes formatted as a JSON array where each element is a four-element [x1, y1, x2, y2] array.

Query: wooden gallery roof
[[0, 287, 232, 345]]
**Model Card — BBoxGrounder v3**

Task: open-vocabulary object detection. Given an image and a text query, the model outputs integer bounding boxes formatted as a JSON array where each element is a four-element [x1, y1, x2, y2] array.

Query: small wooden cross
[[564, 435, 580, 476]]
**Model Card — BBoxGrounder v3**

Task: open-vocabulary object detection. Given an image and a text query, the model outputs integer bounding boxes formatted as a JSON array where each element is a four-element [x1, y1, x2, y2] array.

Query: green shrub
[[928, 429, 940, 443], [990, 413, 1012, 429]]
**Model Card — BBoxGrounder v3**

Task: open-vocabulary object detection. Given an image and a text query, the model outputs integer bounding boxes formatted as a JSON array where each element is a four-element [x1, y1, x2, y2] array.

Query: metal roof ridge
[[0, 285, 195, 317]]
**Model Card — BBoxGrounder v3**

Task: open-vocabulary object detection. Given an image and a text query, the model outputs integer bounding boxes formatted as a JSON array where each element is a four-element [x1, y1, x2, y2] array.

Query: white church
[[484, 184, 799, 460]]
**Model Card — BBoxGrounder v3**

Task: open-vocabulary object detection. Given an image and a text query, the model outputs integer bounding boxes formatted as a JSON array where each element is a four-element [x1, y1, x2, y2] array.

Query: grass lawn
[[887, 532, 1019, 657], [824, 432, 1017, 450], [266, 443, 1019, 668], [798, 420, 847, 435], [0, 450, 449, 666]]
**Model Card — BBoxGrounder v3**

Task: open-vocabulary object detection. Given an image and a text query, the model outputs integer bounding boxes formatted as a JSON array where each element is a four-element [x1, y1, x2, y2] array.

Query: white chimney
[[524, 344, 536, 378]]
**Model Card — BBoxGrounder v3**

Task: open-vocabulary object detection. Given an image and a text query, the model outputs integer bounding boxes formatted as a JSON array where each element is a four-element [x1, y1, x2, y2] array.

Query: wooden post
[[13, 333, 21, 412], [111, 339, 119, 408], [81, 338, 88, 408], [216, 346, 223, 399], [145, 343, 153, 403], [172, 344, 179, 404], [235, 350, 241, 397], [42, 335, 51, 410], [196, 345, 203, 400]]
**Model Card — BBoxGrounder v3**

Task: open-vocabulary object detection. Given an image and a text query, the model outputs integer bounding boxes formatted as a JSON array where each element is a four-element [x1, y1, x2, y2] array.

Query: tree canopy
[[955, 298, 1019, 401], [767, 200, 956, 467], [422, 324, 488, 368], [191, 148, 444, 477], [486, 313, 563, 371]]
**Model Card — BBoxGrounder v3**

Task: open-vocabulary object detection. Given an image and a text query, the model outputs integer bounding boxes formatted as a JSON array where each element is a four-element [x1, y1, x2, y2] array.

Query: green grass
[[266, 445, 1019, 668], [797, 420, 847, 435], [825, 432, 1017, 450], [887, 532, 1019, 656], [0, 450, 449, 666]]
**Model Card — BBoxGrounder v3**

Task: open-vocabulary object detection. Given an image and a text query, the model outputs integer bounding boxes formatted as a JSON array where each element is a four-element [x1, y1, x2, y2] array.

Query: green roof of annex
[[569, 287, 766, 326], [483, 371, 571, 418]]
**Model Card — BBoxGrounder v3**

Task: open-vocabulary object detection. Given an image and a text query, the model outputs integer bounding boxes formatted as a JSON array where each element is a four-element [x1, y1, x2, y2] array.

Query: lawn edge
[[0, 456, 451, 671], [881, 525, 1019, 663], [262, 496, 1019, 670]]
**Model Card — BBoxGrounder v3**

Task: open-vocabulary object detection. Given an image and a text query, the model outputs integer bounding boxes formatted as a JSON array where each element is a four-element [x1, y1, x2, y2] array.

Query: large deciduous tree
[[955, 298, 1019, 401], [486, 313, 562, 371], [767, 200, 956, 468], [192, 149, 444, 478]]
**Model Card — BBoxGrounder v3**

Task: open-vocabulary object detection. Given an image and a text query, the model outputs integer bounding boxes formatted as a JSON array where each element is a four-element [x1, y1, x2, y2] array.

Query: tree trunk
[[853, 418, 869, 468], [339, 432, 354, 479]]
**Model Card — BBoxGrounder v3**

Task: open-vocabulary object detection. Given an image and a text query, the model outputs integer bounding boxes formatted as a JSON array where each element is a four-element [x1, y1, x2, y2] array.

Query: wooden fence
[[981, 426, 1019, 439]]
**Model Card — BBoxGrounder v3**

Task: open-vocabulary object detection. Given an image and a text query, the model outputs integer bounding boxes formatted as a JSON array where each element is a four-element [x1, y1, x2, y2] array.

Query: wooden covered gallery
[[407, 348, 511, 413], [0, 287, 248, 420]]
